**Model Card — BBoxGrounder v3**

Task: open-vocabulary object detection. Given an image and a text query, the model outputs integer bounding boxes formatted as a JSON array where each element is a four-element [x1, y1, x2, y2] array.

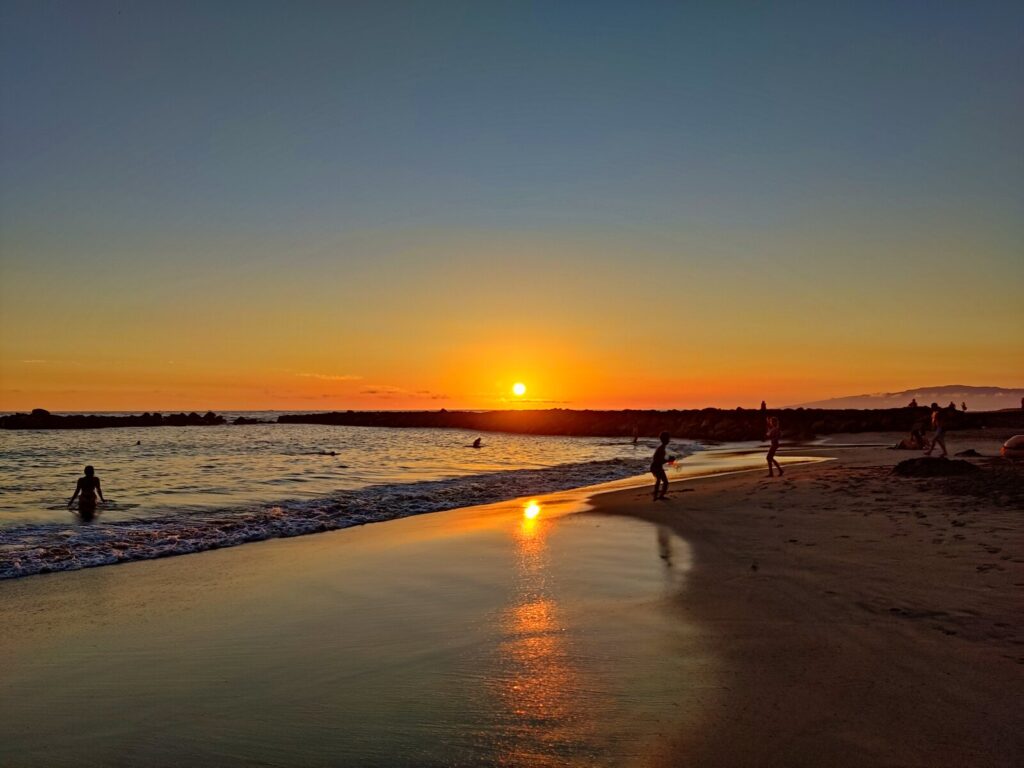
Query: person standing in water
[[68, 465, 105, 520], [651, 431, 672, 500], [766, 417, 783, 477]]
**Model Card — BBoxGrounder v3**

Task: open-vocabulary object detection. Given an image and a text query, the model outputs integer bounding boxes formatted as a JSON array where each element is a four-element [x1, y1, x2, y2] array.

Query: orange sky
[[2, 230, 1021, 412]]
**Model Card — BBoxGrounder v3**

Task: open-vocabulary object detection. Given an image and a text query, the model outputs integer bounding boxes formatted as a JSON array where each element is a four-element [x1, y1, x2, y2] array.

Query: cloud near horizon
[[360, 385, 448, 400], [296, 373, 363, 382]]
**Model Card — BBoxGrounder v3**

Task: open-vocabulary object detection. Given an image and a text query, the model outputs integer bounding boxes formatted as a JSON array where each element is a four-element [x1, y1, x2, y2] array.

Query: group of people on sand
[[649, 416, 784, 500], [894, 402, 949, 457]]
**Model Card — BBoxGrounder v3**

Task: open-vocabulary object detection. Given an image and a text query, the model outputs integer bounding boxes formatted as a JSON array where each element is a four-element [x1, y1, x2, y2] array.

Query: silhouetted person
[[961, 401, 967, 412], [907, 398, 918, 408], [631, 425, 639, 445], [68, 465, 105, 521], [924, 404, 948, 458], [760, 400, 767, 412], [651, 431, 671, 500], [766, 416, 783, 477], [472, 437, 482, 448]]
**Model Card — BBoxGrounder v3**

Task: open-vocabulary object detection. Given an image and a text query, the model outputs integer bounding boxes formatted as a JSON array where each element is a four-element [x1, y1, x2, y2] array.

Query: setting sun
[[512, 382, 527, 397], [523, 500, 540, 519]]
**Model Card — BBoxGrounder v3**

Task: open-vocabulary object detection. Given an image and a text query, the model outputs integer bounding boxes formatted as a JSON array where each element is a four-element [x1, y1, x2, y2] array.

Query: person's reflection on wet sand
[[657, 525, 673, 567]]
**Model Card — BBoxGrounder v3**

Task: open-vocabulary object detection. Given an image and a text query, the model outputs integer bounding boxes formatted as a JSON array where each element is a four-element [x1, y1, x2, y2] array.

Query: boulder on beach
[[1001, 435, 1024, 460], [954, 449, 982, 457], [892, 457, 980, 477]]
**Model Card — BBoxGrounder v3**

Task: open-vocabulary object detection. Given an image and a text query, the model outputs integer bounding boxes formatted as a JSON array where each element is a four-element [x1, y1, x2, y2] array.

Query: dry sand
[[1, 433, 1021, 766], [591, 432, 1024, 767]]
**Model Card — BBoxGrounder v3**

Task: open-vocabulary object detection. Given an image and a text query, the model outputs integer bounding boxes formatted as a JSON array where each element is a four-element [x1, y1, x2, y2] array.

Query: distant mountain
[[789, 385, 1024, 411]]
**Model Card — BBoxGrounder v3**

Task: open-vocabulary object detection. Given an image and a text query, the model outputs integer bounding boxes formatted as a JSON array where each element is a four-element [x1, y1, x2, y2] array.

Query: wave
[[0, 456, 659, 580]]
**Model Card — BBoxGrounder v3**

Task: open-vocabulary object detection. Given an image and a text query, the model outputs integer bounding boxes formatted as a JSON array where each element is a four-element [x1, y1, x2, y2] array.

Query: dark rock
[[0, 411, 224, 430], [30, 408, 50, 417], [892, 457, 981, 478], [955, 449, 982, 457]]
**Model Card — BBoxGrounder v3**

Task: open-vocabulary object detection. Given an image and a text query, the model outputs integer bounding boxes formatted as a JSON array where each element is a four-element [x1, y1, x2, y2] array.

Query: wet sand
[[2, 437, 1022, 766]]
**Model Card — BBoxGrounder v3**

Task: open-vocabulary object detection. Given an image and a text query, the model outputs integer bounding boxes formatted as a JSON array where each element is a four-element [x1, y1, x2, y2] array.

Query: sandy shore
[[593, 432, 1024, 767], [2, 434, 1021, 766]]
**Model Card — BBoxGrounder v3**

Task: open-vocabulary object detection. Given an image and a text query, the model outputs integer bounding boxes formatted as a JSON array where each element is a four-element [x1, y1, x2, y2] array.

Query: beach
[[596, 433, 1024, 767], [2, 434, 1022, 766]]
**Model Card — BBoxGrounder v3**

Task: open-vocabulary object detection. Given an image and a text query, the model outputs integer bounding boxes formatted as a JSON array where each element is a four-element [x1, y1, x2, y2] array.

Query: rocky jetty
[[277, 406, 1024, 441], [0, 410, 225, 430], [6, 405, 1023, 437]]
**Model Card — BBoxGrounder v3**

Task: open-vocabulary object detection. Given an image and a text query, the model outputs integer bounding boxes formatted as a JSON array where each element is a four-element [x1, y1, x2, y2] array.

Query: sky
[[1, 0, 1022, 411]]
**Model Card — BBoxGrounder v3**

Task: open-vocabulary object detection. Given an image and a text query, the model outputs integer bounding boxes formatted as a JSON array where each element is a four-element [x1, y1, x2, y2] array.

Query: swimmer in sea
[[472, 437, 482, 448], [68, 465, 105, 521]]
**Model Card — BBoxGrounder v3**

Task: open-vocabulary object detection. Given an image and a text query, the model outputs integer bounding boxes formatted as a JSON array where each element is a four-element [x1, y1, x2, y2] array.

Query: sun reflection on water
[[489, 500, 594, 765]]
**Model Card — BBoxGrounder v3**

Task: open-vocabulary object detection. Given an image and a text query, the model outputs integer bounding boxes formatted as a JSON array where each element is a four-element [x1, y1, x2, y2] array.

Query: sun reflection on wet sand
[[487, 500, 598, 765]]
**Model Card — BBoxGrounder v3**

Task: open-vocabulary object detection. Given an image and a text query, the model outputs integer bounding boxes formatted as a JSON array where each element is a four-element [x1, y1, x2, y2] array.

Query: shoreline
[[0, 441, 818, 582]]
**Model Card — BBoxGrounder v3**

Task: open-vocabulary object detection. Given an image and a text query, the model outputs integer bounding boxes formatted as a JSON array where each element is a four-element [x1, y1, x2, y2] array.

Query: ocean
[[0, 413, 696, 579]]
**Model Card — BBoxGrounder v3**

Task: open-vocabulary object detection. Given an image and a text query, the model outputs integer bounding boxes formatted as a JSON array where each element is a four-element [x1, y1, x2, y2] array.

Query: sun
[[512, 382, 527, 397]]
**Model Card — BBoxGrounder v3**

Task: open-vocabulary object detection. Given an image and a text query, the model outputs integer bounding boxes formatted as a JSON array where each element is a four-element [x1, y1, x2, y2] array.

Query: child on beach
[[766, 417, 783, 477], [68, 465, 105, 521], [651, 431, 672, 500]]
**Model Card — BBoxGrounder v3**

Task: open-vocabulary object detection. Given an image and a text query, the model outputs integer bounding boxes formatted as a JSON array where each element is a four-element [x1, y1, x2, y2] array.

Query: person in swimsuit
[[924, 403, 948, 457], [68, 465, 105, 521], [766, 417, 783, 477], [651, 431, 672, 500]]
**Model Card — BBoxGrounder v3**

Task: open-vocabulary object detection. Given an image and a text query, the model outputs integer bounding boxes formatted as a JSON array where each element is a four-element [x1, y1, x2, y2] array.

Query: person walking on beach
[[651, 431, 672, 500], [766, 417, 783, 477], [68, 465, 105, 521], [924, 403, 948, 458]]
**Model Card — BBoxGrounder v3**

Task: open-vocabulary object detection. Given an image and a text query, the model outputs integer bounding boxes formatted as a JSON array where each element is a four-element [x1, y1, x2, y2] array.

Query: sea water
[[0, 414, 694, 578]]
